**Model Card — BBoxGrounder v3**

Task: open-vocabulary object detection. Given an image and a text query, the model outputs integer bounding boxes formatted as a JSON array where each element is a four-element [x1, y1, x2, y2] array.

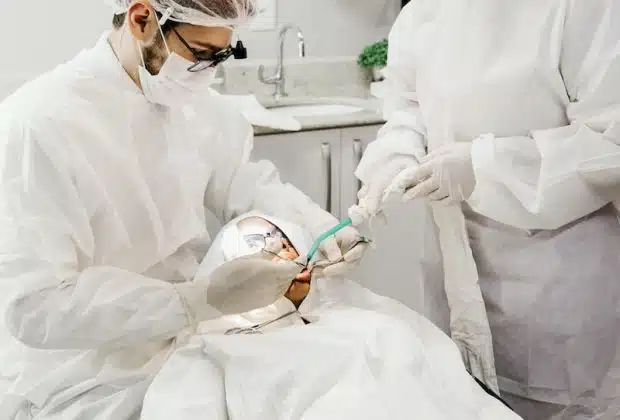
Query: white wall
[[0, 0, 399, 98], [239, 0, 399, 59], [0, 0, 110, 98]]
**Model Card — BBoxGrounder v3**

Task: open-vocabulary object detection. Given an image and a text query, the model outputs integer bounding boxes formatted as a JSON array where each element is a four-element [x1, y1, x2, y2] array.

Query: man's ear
[[126, 1, 159, 42]]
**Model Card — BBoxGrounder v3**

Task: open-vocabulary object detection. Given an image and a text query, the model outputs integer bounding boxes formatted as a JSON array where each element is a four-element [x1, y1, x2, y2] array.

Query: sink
[[267, 104, 365, 118]]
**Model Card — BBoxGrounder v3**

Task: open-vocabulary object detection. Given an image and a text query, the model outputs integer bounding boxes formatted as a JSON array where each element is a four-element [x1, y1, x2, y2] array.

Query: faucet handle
[[258, 65, 280, 84]]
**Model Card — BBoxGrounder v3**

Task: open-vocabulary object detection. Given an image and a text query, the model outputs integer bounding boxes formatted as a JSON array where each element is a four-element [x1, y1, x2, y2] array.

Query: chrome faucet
[[258, 24, 306, 100]]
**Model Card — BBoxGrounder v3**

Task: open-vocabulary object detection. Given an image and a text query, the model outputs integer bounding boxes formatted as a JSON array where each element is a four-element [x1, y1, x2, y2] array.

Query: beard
[[141, 32, 168, 75]]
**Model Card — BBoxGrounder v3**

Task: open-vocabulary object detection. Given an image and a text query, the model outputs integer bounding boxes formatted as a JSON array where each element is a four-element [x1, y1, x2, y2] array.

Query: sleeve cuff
[[467, 133, 496, 206], [172, 282, 221, 328]]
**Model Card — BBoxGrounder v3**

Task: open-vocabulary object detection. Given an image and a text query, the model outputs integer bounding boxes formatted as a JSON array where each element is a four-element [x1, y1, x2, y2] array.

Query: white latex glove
[[350, 159, 416, 225], [316, 226, 369, 278], [387, 143, 475, 205], [204, 251, 305, 315], [347, 196, 373, 227], [308, 210, 369, 278]]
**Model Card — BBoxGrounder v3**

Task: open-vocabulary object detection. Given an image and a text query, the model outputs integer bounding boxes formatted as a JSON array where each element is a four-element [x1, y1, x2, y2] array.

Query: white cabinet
[[253, 125, 449, 332], [252, 129, 341, 216]]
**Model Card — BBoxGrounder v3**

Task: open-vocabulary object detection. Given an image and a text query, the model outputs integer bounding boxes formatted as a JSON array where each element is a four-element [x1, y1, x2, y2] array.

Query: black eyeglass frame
[[171, 27, 233, 72]]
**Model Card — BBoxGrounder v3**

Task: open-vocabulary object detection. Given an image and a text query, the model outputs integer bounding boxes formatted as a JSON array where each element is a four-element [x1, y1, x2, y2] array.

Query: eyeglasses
[[171, 27, 233, 72], [242, 228, 307, 269], [243, 228, 284, 249]]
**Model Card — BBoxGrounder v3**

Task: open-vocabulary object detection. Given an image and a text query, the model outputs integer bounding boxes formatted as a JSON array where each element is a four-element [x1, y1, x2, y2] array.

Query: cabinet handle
[[353, 139, 363, 198], [321, 142, 332, 213]]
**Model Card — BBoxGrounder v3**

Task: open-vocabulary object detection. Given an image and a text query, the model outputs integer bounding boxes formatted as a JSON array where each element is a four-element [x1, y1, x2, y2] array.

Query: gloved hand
[[352, 158, 417, 224], [347, 196, 373, 227], [204, 251, 305, 315], [307, 209, 369, 278], [386, 143, 475, 205]]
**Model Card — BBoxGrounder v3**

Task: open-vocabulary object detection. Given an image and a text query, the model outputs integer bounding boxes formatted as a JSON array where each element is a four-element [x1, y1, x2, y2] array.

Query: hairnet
[[103, 0, 257, 28]]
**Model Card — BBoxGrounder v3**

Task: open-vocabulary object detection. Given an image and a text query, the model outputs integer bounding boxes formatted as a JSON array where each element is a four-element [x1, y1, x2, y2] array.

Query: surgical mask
[[138, 54, 216, 107], [137, 20, 217, 107]]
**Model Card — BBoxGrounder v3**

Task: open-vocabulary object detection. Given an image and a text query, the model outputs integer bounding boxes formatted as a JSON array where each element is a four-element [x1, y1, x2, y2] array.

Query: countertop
[[250, 96, 385, 136], [254, 109, 385, 136]]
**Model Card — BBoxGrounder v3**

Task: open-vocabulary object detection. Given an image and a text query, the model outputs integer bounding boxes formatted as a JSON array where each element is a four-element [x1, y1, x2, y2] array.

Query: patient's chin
[[285, 281, 311, 307]]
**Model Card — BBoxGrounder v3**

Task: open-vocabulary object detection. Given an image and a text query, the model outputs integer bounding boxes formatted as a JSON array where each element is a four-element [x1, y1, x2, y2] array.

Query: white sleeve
[[467, 2, 620, 230], [0, 123, 214, 350], [355, 2, 431, 184], [201, 102, 330, 233]]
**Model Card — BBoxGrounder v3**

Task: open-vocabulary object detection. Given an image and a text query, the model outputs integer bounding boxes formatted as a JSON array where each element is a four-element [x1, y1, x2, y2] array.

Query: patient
[[235, 215, 312, 308], [141, 213, 522, 420]]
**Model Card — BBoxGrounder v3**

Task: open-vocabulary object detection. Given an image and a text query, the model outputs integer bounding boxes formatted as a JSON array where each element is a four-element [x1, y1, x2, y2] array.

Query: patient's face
[[237, 217, 311, 306]]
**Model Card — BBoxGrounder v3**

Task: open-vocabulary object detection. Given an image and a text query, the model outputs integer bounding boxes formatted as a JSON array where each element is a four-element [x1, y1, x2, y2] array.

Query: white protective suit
[[355, 1, 620, 419], [140, 212, 521, 420], [0, 34, 335, 419]]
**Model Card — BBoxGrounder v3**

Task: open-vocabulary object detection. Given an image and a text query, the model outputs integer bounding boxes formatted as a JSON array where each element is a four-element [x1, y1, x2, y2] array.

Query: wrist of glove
[[173, 281, 219, 329], [353, 156, 420, 223]]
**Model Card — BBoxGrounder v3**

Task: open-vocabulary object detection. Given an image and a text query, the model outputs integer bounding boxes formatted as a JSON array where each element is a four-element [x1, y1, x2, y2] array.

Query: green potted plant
[[357, 39, 388, 82]]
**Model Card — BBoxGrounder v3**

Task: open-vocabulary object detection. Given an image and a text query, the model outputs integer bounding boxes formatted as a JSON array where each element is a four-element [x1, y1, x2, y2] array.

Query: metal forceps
[[224, 310, 299, 335]]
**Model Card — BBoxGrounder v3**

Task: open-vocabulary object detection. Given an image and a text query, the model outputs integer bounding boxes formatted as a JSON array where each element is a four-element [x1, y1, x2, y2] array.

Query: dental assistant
[[351, 1, 620, 419]]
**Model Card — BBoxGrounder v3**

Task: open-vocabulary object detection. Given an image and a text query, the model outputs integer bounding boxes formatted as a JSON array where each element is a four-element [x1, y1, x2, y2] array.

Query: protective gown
[[0, 34, 323, 419], [355, 1, 620, 419]]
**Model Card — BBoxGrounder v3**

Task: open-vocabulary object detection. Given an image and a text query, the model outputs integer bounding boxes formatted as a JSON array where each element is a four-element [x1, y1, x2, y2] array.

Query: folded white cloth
[[219, 94, 302, 131]]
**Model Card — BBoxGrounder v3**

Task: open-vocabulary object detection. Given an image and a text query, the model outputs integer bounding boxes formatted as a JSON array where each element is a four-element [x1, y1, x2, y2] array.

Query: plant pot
[[371, 66, 385, 82]]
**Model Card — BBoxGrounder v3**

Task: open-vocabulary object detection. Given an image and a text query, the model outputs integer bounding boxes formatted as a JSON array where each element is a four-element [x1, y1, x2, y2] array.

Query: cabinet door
[[340, 126, 450, 333], [251, 130, 341, 216]]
